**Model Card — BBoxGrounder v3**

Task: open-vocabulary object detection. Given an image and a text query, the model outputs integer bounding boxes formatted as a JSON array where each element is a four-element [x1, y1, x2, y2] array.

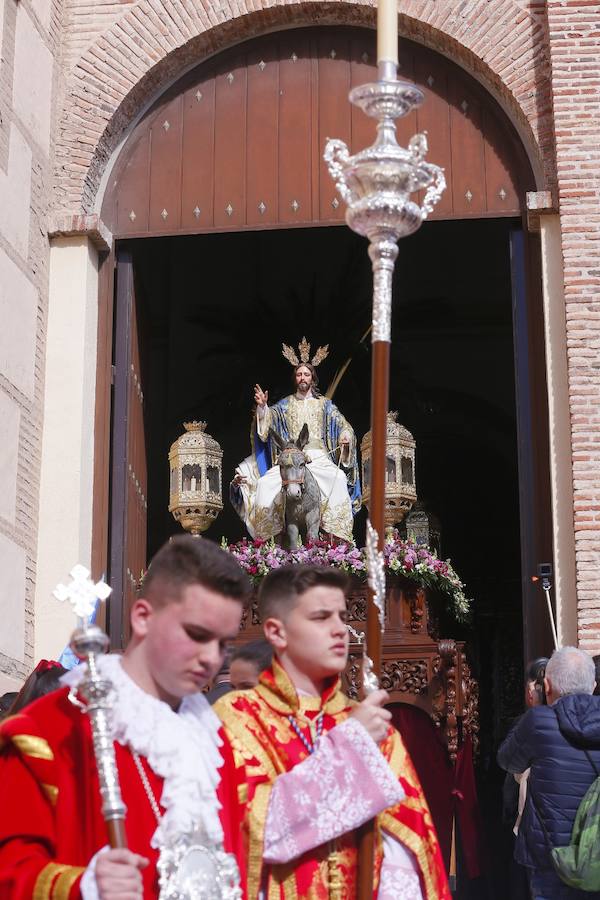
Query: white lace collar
[[63, 654, 224, 849]]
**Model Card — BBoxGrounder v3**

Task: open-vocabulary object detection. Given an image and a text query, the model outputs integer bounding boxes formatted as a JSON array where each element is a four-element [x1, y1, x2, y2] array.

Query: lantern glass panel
[[207, 465, 220, 494], [170, 467, 177, 495], [363, 458, 371, 488], [182, 464, 202, 492], [401, 457, 414, 485], [386, 456, 396, 483]]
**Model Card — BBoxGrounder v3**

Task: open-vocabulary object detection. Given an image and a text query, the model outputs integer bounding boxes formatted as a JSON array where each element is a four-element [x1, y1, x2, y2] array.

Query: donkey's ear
[[269, 428, 285, 452], [296, 423, 309, 451]]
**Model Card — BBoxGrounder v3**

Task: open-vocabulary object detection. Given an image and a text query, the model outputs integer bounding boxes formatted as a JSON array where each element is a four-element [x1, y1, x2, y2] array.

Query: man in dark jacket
[[498, 646, 600, 900]]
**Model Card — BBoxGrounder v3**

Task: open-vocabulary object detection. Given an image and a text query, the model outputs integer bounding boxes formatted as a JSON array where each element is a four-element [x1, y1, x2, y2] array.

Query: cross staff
[[54, 565, 128, 849], [324, 38, 445, 900]]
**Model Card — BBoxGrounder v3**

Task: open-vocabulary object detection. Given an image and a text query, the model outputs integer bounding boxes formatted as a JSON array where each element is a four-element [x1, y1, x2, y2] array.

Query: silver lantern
[[168, 422, 223, 536], [401, 501, 442, 556], [361, 411, 417, 529]]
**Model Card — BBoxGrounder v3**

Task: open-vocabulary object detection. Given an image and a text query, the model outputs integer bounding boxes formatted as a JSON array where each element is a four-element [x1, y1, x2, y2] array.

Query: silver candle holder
[[324, 61, 446, 342]]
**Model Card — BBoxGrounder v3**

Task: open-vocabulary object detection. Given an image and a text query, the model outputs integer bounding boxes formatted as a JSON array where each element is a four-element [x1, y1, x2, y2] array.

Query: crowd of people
[[1, 534, 600, 899]]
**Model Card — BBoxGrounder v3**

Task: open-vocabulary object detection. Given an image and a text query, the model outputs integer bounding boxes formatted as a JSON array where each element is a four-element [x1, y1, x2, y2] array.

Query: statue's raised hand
[[254, 384, 268, 409]]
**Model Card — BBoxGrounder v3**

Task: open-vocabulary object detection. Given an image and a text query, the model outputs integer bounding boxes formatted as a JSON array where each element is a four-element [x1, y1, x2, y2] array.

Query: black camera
[[537, 562, 553, 579]]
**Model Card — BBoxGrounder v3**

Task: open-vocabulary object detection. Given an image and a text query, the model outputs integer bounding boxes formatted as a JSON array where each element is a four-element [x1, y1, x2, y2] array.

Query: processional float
[[323, 0, 445, 893]]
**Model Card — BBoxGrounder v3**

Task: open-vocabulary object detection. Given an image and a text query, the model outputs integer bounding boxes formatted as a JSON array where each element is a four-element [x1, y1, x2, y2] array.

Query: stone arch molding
[[54, 0, 554, 222]]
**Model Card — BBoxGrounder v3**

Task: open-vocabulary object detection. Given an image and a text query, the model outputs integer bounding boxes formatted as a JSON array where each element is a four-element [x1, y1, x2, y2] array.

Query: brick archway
[[54, 0, 554, 221]]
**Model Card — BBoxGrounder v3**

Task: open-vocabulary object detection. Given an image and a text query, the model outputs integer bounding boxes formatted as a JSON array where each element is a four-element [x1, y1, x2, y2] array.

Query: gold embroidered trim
[[12, 734, 54, 761], [41, 783, 59, 806], [268, 860, 298, 900], [248, 782, 271, 899], [237, 782, 248, 805], [53, 866, 85, 899], [33, 862, 67, 900]]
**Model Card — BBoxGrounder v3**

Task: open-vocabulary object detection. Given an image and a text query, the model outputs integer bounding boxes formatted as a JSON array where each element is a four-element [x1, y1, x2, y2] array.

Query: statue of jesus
[[230, 338, 361, 543]]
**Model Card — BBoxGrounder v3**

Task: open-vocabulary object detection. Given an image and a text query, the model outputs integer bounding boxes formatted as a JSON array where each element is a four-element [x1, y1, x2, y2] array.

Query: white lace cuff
[[263, 718, 404, 864], [80, 846, 109, 900]]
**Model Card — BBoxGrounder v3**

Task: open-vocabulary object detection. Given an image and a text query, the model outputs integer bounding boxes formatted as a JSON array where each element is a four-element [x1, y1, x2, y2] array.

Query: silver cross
[[53, 564, 111, 623]]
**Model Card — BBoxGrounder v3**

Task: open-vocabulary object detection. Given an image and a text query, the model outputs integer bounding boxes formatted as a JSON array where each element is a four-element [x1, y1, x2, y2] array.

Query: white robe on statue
[[253, 395, 355, 542]]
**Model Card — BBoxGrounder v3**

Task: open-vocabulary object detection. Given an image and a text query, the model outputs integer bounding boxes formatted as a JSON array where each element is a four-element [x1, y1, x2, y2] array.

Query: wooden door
[[108, 247, 148, 648], [510, 227, 554, 661], [101, 27, 531, 237]]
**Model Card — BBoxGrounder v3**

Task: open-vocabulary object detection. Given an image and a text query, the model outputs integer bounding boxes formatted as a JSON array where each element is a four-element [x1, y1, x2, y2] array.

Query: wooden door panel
[[109, 248, 147, 648], [414, 53, 453, 218], [148, 94, 183, 232], [115, 131, 150, 235], [246, 45, 279, 226], [181, 75, 216, 230], [449, 80, 486, 216], [483, 108, 521, 214], [102, 26, 535, 236], [278, 33, 313, 225], [317, 33, 351, 222], [214, 58, 247, 228]]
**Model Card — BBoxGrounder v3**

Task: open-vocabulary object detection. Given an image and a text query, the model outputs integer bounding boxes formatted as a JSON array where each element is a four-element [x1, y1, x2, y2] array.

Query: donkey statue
[[270, 424, 321, 548]]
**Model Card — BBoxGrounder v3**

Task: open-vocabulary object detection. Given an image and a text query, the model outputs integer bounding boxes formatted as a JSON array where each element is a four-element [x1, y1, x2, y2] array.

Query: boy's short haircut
[[257, 565, 350, 622], [140, 536, 251, 608]]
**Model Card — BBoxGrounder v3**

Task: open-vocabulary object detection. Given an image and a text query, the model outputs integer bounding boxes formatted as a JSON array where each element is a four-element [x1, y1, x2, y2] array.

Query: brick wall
[[545, 1, 600, 651], [0, 0, 64, 690]]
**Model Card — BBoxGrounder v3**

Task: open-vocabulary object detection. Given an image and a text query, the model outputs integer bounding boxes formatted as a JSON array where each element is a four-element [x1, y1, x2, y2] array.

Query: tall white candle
[[377, 0, 398, 65]]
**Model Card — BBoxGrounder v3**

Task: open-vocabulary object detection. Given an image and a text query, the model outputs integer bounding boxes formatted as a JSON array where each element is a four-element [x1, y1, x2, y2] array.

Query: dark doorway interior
[[128, 218, 525, 895]]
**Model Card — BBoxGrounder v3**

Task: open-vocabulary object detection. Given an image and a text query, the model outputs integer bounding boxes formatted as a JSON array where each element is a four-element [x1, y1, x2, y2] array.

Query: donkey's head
[[270, 425, 309, 500]]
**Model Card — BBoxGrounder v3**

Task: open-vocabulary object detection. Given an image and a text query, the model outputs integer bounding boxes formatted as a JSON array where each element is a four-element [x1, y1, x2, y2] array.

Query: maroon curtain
[[390, 703, 487, 879]]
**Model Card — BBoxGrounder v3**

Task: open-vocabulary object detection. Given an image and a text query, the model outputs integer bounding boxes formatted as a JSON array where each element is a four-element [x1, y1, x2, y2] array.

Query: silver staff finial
[[347, 621, 380, 696], [366, 520, 386, 632], [53, 564, 111, 623]]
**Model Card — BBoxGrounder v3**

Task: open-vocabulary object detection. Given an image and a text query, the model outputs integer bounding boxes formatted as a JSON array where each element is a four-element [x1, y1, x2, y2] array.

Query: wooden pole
[[357, 339, 391, 899], [107, 818, 128, 849]]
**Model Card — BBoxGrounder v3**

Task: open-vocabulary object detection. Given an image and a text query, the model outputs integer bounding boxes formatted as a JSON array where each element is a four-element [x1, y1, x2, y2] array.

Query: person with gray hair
[[545, 646, 596, 700], [498, 646, 600, 899]]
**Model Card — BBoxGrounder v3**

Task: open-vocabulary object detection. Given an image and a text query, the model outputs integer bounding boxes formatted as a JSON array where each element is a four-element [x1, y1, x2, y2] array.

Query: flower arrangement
[[221, 533, 472, 623]]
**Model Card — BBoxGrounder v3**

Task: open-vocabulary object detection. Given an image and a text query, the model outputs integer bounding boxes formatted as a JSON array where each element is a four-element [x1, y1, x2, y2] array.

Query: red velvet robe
[[0, 686, 242, 900], [214, 661, 451, 900]]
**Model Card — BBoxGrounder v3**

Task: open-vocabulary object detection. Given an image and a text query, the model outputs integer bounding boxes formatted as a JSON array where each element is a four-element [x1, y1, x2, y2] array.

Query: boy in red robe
[[0, 536, 251, 900], [215, 565, 451, 899]]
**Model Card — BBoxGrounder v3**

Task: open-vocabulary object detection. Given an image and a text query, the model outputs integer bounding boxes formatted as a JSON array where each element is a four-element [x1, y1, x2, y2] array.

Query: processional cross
[[324, 2, 445, 893]]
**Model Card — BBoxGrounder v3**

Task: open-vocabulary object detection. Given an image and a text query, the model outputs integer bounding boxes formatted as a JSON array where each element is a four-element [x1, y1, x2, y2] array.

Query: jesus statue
[[230, 338, 361, 543]]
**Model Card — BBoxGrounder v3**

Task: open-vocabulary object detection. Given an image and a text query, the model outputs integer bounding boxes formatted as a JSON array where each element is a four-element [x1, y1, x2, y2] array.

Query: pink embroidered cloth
[[263, 717, 405, 864]]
